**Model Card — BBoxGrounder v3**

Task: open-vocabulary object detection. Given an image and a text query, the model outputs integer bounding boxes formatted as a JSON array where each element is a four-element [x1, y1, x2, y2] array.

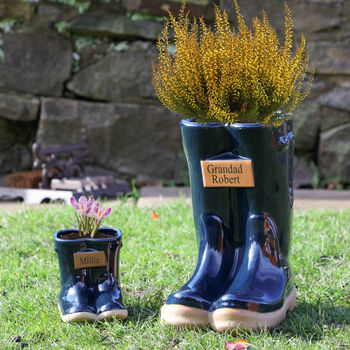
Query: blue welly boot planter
[[161, 119, 296, 331], [54, 227, 128, 323]]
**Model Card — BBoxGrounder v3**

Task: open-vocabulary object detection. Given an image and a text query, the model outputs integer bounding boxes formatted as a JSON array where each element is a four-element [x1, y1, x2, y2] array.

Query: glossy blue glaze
[[54, 227, 126, 317], [166, 119, 294, 313]]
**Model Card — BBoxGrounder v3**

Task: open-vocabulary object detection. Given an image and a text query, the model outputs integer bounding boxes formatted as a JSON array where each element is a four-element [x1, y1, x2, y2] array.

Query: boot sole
[[97, 309, 128, 321], [60, 311, 97, 323], [160, 304, 209, 327], [209, 286, 297, 332], [59, 304, 128, 323]]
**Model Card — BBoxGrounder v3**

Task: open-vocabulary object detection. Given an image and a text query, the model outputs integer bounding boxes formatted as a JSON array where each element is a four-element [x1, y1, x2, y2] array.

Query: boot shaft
[[54, 227, 122, 288], [180, 119, 294, 258]]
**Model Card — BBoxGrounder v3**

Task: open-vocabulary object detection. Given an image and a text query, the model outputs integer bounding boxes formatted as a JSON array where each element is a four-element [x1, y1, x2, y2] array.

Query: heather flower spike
[[152, 1, 313, 126], [71, 195, 112, 238]]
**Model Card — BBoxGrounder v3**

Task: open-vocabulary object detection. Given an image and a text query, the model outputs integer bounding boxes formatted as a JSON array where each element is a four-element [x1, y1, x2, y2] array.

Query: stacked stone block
[[0, 0, 349, 187]]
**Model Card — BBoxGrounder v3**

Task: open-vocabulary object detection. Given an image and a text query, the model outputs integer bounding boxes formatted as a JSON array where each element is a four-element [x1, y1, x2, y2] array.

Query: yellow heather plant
[[152, 1, 313, 125]]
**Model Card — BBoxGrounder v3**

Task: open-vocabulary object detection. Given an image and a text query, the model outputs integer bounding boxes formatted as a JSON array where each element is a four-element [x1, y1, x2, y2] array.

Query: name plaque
[[201, 159, 255, 188], [73, 251, 106, 269]]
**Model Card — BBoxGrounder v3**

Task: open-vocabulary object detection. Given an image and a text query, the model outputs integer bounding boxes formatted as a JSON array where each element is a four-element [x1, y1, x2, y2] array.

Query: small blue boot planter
[[161, 119, 296, 331], [54, 227, 128, 323]]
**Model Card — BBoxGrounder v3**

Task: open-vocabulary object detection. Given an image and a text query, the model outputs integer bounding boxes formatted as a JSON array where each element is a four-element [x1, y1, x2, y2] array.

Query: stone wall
[[0, 0, 349, 187]]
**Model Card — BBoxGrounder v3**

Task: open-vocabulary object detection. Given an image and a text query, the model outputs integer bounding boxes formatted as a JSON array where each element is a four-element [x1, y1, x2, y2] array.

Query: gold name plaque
[[201, 159, 255, 188], [73, 251, 106, 269]]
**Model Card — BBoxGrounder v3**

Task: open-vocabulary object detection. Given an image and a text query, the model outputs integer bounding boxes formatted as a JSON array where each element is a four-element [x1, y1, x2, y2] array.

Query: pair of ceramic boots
[[54, 119, 296, 331], [54, 228, 128, 323], [161, 120, 296, 332]]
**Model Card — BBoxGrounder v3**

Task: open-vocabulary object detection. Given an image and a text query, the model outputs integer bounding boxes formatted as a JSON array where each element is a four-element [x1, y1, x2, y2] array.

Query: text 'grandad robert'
[[207, 163, 242, 184], [201, 160, 255, 188]]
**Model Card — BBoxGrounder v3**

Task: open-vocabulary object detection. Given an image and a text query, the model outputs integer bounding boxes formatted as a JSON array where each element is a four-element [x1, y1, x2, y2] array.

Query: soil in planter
[[61, 232, 114, 240]]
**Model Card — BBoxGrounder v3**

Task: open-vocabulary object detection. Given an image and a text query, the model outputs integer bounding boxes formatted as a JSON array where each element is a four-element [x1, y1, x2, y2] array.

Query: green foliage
[[310, 161, 320, 189], [127, 11, 164, 22], [0, 19, 15, 61], [117, 179, 140, 204], [131, 180, 140, 201], [50, 0, 91, 14], [47, 0, 122, 13], [110, 41, 129, 52], [0, 202, 349, 349], [0, 35, 3, 62], [74, 36, 102, 51], [55, 20, 68, 34], [0, 18, 19, 33]]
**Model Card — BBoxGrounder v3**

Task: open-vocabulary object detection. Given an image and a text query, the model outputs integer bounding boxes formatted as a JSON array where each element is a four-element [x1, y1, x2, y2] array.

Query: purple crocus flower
[[94, 206, 112, 226], [71, 196, 89, 219], [70, 195, 112, 237], [86, 195, 94, 214], [87, 201, 100, 218], [70, 197, 79, 210]]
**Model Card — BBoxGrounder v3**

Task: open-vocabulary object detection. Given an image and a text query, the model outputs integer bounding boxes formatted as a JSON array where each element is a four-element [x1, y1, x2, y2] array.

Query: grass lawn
[[0, 199, 349, 349]]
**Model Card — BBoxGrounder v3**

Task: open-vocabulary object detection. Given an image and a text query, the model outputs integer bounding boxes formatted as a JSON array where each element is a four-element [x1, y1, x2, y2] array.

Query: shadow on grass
[[127, 300, 162, 323], [95, 291, 349, 343], [124, 288, 164, 324], [122, 297, 350, 340], [275, 301, 350, 340]]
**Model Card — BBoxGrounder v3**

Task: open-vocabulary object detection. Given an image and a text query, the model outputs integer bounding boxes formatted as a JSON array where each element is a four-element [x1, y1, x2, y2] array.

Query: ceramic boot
[[86, 228, 128, 321], [209, 121, 296, 332], [54, 230, 97, 323], [161, 120, 248, 327], [54, 227, 127, 323]]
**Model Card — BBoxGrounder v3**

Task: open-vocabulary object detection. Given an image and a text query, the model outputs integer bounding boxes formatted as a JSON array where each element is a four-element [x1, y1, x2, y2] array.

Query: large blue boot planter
[[54, 227, 128, 323], [152, 0, 312, 333], [160, 119, 296, 331]]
